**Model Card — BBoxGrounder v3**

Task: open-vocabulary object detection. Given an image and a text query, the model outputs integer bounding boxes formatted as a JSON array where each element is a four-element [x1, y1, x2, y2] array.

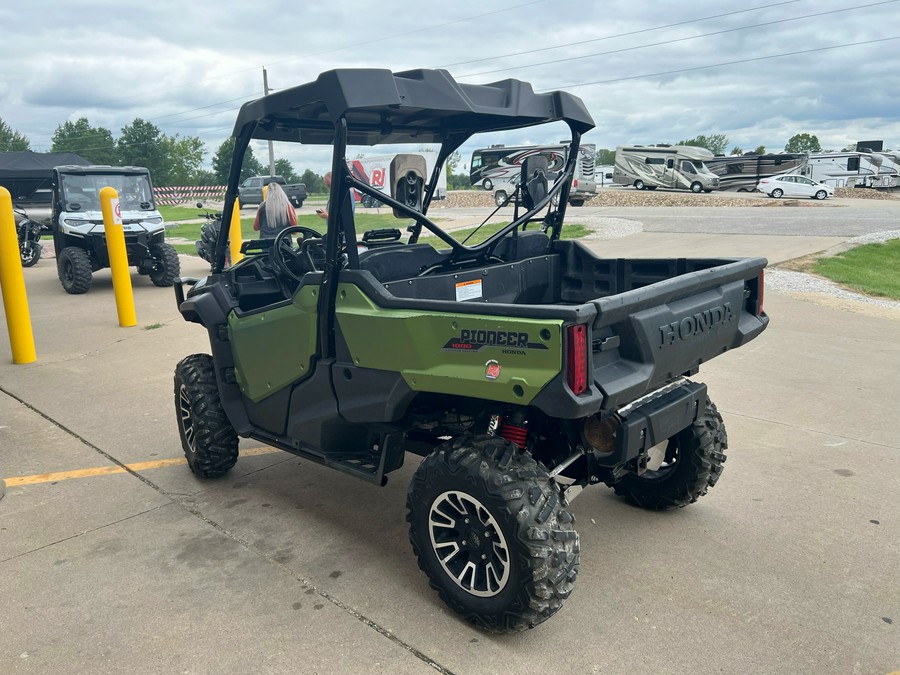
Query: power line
[[439, 0, 802, 69], [458, 0, 899, 79], [543, 36, 900, 90]]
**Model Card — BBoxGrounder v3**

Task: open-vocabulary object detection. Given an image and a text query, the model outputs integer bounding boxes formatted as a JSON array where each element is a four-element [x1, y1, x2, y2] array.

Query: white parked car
[[756, 174, 834, 200]]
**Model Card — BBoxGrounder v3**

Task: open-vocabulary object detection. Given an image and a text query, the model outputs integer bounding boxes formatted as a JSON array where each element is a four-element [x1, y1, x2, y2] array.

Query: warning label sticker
[[455, 279, 483, 302]]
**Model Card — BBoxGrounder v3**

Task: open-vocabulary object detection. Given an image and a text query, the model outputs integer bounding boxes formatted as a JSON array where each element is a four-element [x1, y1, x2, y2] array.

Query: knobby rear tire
[[612, 398, 727, 510]]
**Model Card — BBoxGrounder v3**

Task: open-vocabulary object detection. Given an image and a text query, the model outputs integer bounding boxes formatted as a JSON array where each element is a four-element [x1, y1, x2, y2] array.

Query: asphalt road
[[1, 203, 898, 673], [442, 198, 900, 238]]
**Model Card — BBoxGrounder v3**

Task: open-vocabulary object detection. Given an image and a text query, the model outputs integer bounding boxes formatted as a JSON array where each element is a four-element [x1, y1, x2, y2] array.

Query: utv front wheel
[[57, 247, 93, 294], [174, 354, 238, 478], [407, 436, 579, 633], [149, 242, 180, 286], [612, 397, 727, 510]]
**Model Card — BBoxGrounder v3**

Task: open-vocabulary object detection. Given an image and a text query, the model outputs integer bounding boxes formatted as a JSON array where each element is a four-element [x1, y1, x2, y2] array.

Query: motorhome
[[349, 151, 446, 207], [469, 142, 597, 206], [706, 153, 808, 192], [801, 152, 883, 188], [612, 145, 720, 192]]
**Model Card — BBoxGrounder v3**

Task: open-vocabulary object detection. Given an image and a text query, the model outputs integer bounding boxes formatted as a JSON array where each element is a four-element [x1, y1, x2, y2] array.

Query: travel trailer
[[802, 152, 883, 188], [612, 145, 720, 192], [706, 153, 808, 192]]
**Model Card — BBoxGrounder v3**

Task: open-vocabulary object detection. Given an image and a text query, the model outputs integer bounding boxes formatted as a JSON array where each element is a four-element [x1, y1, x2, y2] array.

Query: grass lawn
[[813, 239, 900, 300]]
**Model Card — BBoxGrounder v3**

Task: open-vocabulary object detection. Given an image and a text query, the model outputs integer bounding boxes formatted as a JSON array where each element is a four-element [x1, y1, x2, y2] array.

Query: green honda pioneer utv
[[173, 69, 768, 632]]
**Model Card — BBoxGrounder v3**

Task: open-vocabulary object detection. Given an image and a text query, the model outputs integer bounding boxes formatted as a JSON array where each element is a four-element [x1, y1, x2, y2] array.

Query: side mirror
[[389, 154, 427, 218], [196, 202, 204, 208], [520, 155, 549, 210]]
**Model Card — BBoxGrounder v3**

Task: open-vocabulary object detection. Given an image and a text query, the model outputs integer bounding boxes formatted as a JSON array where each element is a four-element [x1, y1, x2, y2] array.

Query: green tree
[[677, 134, 729, 155], [0, 118, 30, 151], [211, 138, 264, 184], [595, 148, 615, 165], [730, 147, 744, 156], [51, 118, 116, 164], [274, 158, 298, 183], [298, 169, 324, 194], [117, 118, 168, 183], [193, 169, 218, 186], [162, 135, 205, 186], [753, 145, 766, 154], [784, 133, 821, 153], [448, 173, 471, 190], [447, 151, 462, 174]]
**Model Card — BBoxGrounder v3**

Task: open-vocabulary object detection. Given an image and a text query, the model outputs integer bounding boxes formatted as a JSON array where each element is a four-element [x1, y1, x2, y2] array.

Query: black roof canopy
[[233, 69, 595, 146], [0, 151, 91, 179]]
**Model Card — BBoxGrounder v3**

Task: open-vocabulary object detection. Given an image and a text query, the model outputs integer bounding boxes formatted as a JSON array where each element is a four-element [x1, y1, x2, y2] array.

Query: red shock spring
[[499, 422, 528, 449]]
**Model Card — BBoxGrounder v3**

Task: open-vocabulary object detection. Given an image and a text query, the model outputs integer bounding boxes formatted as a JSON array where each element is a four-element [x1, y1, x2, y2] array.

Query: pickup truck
[[172, 68, 769, 634], [237, 175, 307, 208]]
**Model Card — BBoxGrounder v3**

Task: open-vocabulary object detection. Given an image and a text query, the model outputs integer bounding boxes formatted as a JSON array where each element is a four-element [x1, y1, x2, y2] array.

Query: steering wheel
[[271, 226, 325, 281]]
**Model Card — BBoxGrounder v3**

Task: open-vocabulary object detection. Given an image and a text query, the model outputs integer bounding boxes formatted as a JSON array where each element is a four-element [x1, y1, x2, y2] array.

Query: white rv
[[873, 151, 900, 188], [348, 151, 447, 207], [801, 152, 883, 188], [469, 143, 597, 207], [613, 145, 720, 192]]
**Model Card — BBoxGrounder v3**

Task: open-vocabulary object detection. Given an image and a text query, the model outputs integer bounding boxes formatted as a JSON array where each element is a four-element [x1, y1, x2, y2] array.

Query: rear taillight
[[573, 179, 578, 188], [758, 270, 765, 316], [760, 179, 769, 184], [566, 324, 588, 395]]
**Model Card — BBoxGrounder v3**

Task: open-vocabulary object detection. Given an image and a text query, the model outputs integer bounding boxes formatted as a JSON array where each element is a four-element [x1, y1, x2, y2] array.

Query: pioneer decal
[[443, 329, 549, 352], [659, 302, 734, 347]]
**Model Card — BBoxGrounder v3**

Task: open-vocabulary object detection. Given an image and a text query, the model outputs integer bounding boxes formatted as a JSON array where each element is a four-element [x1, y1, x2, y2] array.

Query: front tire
[[612, 397, 727, 510], [149, 242, 180, 287], [690, 182, 703, 193], [482, 179, 493, 191], [174, 354, 239, 478], [20, 241, 41, 267], [57, 247, 93, 294], [494, 190, 509, 207], [814, 190, 827, 200], [407, 435, 579, 633]]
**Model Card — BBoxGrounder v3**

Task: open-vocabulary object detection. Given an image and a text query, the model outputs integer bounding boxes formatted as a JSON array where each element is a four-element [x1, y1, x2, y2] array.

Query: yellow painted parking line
[[3, 446, 281, 487]]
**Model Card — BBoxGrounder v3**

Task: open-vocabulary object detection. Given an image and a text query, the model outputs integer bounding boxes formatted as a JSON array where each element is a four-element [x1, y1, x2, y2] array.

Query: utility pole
[[263, 67, 275, 176]]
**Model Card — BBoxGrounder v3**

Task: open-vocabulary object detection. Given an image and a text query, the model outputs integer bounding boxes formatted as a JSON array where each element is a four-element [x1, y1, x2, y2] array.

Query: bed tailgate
[[589, 257, 768, 409]]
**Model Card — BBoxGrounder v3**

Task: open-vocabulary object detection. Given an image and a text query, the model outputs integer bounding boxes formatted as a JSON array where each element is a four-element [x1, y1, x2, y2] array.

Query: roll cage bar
[[212, 68, 595, 274]]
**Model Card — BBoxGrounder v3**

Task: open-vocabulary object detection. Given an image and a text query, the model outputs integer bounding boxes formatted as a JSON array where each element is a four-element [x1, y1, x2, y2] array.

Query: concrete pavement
[[1, 224, 898, 673]]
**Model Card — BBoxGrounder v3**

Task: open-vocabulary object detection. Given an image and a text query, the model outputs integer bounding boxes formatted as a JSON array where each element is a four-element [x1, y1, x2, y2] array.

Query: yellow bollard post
[[0, 188, 37, 363], [99, 187, 137, 327], [262, 183, 269, 202], [229, 197, 243, 265]]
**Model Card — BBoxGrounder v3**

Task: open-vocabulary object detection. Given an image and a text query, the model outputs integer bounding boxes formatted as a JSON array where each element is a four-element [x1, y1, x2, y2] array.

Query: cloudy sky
[[1, 0, 898, 175]]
